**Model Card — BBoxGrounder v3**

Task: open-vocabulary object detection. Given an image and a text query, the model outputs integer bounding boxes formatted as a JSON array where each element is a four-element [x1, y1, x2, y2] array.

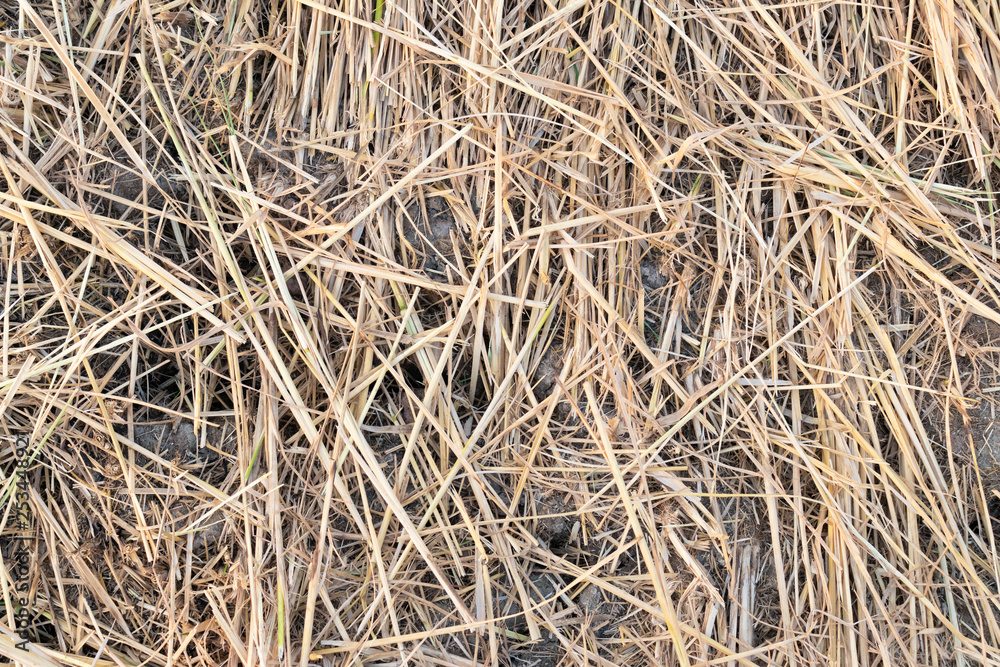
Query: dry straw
[[1, 0, 1000, 665]]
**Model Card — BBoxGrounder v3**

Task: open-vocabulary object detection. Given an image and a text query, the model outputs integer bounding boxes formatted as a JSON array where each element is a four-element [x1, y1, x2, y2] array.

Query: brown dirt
[[640, 247, 671, 292], [931, 315, 1000, 477], [162, 498, 227, 553], [239, 131, 295, 177], [577, 583, 603, 614], [535, 495, 572, 550], [134, 415, 236, 466], [103, 155, 180, 219], [402, 195, 465, 280], [576, 584, 625, 638], [947, 398, 1000, 471], [497, 572, 560, 632], [962, 314, 1000, 347], [754, 568, 782, 645], [533, 346, 564, 399], [507, 632, 561, 667]]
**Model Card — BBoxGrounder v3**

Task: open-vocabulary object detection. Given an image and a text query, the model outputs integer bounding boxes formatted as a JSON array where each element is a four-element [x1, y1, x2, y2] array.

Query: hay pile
[[2, 0, 1000, 665]]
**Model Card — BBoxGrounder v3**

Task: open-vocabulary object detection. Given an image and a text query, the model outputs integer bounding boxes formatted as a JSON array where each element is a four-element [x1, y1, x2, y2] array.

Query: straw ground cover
[[3, 0, 1000, 665]]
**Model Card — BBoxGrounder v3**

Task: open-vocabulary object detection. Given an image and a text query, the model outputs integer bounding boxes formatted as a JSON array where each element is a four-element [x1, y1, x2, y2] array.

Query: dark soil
[[496, 572, 560, 632], [962, 314, 1000, 347], [103, 155, 180, 219], [507, 632, 561, 667], [640, 247, 671, 292], [135, 415, 235, 466], [930, 315, 1000, 479], [239, 131, 296, 177], [535, 496, 572, 550], [136, 420, 198, 461], [402, 195, 465, 281], [754, 569, 782, 645], [576, 584, 625, 638], [640, 247, 673, 337], [947, 399, 1000, 471], [533, 347, 564, 399], [161, 499, 227, 553]]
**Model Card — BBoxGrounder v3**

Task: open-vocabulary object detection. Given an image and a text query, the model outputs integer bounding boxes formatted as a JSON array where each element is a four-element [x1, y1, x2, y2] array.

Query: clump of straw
[[2, 1, 1000, 665]]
